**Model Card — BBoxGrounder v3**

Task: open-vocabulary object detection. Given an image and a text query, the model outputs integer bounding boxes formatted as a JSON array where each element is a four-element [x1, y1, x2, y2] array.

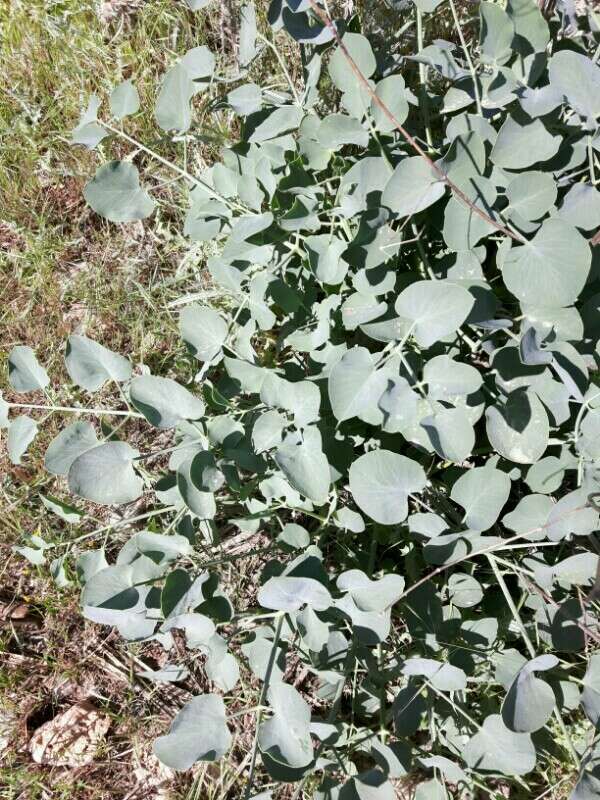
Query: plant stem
[[488, 554, 580, 770], [101, 121, 248, 213], [448, 0, 482, 116], [8, 401, 144, 419], [416, 7, 433, 148], [243, 612, 285, 800], [257, 32, 302, 106], [54, 506, 178, 549], [307, 0, 522, 243]]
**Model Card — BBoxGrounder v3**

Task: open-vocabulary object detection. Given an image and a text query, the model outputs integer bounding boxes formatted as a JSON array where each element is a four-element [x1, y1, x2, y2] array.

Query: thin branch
[[308, 0, 523, 242]]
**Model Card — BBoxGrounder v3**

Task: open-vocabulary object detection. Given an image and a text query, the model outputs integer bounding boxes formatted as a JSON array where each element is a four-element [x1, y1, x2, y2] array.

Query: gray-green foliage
[[5, 0, 600, 796]]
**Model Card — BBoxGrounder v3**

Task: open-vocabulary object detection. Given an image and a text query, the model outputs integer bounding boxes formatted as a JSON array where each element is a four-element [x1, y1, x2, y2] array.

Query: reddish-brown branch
[[308, 0, 525, 242]]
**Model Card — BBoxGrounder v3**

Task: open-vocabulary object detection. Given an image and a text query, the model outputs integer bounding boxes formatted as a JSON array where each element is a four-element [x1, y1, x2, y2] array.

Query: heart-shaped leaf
[[154, 694, 231, 770]]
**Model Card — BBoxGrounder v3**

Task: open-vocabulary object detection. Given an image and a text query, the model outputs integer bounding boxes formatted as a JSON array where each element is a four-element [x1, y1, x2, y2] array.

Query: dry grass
[[0, 1, 269, 797]]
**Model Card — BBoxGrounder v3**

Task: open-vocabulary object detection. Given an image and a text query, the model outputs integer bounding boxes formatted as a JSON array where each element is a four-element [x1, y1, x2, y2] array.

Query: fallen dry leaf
[[28, 701, 110, 767]]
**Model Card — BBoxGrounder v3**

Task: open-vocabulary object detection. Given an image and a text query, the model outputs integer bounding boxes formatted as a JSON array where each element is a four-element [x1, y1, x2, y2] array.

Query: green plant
[[4, 0, 600, 796]]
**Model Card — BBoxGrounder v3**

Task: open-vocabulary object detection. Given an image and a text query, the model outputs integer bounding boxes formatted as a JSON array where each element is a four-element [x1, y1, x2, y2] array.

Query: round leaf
[[349, 450, 426, 525], [84, 161, 155, 222]]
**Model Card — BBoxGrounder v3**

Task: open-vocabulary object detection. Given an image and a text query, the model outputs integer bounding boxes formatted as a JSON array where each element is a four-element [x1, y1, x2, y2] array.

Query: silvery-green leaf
[[305, 234, 348, 285], [296, 605, 329, 651], [179, 304, 228, 362], [342, 293, 387, 331], [110, 79, 140, 119], [519, 327, 552, 366], [44, 421, 99, 475], [502, 654, 557, 732], [341, 770, 396, 799], [337, 570, 404, 612], [451, 465, 511, 531], [329, 33, 375, 95], [414, 779, 446, 800], [239, 3, 257, 66], [479, 2, 513, 66], [328, 347, 387, 423], [258, 576, 332, 612], [546, 488, 598, 541], [177, 455, 216, 519], [505, 171, 557, 221], [77, 549, 109, 584], [154, 694, 231, 770], [161, 612, 216, 646], [379, 377, 420, 434], [241, 627, 286, 684], [501, 219, 590, 307], [248, 105, 304, 142], [65, 335, 132, 391], [49, 555, 71, 588], [188, 450, 224, 493], [442, 180, 498, 251], [225, 356, 266, 393], [68, 442, 143, 504], [182, 43, 216, 76], [0, 392, 9, 428], [394, 280, 474, 348], [371, 75, 408, 131], [281, 7, 334, 45], [40, 494, 84, 524], [424, 355, 482, 400], [84, 161, 155, 222], [491, 117, 560, 169], [155, 62, 196, 132], [130, 375, 204, 429], [506, 0, 549, 52], [228, 83, 262, 115], [333, 507, 365, 533], [253, 410, 287, 453], [502, 494, 554, 539], [81, 557, 161, 609], [463, 714, 536, 775], [117, 531, 192, 566], [8, 345, 49, 392], [318, 114, 369, 149], [8, 415, 38, 465], [558, 183, 600, 232], [71, 95, 107, 148], [448, 573, 483, 608], [259, 683, 314, 773], [549, 50, 600, 123], [274, 430, 331, 504], [206, 649, 239, 692], [278, 523, 310, 549], [421, 406, 475, 462], [382, 158, 446, 218], [402, 657, 467, 691], [485, 389, 549, 464], [186, 0, 214, 7], [349, 450, 426, 525], [581, 654, 600, 726], [260, 375, 320, 427]]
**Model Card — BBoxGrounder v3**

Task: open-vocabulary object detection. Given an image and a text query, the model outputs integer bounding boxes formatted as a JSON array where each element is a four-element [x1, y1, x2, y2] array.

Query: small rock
[[28, 700, 110, 767]]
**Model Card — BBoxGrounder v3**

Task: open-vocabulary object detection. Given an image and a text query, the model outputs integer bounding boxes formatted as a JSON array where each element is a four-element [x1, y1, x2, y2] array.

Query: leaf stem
[[101, 121, 249, 213]]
